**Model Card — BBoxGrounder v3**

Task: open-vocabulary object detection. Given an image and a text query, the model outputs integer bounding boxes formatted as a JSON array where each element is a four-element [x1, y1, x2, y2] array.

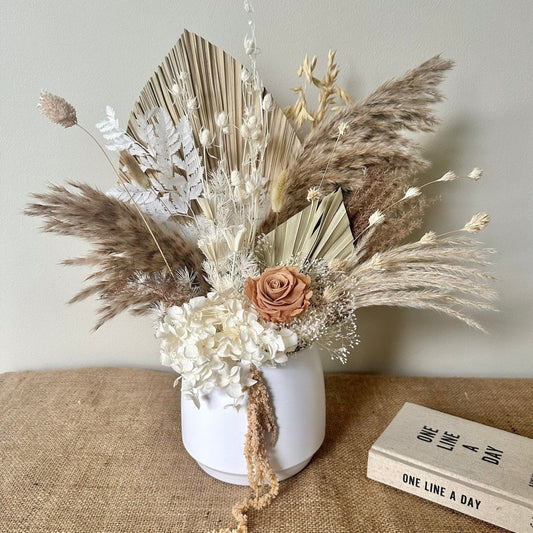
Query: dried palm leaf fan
[[120, 30, 301, 188]]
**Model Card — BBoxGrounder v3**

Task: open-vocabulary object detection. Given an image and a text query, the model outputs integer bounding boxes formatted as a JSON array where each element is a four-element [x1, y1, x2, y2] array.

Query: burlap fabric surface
[[1, 368, 531, 533]]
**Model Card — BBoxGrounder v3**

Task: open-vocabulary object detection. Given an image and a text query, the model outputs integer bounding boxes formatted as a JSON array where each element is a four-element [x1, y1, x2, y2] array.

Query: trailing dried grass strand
[[212, 365, 279, 533]]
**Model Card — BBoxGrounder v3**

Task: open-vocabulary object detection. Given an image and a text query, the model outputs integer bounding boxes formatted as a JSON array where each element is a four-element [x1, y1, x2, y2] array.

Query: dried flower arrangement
[[26, 5, 495, 532]]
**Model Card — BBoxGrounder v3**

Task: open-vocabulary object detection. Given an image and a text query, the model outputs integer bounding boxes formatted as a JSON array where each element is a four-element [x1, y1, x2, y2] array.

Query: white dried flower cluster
[[240, 114, 265, 148], [286, 260, 359, 363], [157, 292, 298, 407]]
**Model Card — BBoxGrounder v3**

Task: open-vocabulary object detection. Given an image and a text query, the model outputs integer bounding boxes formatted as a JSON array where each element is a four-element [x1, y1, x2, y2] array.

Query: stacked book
[[368, 403, 533, 533]]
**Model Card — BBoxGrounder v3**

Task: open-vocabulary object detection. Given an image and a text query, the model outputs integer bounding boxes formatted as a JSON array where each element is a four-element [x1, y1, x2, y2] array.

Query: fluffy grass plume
[[26, 182, 204, 328], [340, 237, 496, 331], [263, 56, 453, 242]]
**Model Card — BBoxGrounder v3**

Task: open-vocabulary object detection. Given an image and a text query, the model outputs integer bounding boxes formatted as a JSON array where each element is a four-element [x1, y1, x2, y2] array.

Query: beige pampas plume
[[262, 56, 453, 239], [25, 182, 206, 329], [341, 237, 496, 331], [39, 91, 78, 128]]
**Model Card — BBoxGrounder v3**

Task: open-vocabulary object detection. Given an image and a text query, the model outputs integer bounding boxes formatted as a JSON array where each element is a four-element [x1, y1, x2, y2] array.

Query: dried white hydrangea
[[157, 292, 298, 407]]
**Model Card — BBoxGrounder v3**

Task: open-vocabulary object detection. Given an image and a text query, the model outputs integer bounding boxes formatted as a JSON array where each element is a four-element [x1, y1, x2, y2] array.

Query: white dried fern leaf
[[107, 183, 169, 223], [177, 116, 203, 200], [96, 106, 145, 155], [100, 106, 204, 217]]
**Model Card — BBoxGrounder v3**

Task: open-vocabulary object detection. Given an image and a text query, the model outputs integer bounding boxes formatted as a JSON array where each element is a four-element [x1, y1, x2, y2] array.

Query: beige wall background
[[2, 0, 532, 376]]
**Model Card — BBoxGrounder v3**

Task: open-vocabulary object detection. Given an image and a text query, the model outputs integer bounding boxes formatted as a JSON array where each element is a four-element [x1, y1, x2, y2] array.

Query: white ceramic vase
[[180, 346, 326, 485]]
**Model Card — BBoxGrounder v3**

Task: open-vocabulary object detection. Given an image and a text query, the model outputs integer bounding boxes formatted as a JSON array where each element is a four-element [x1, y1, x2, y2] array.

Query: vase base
[[197, 456, 313, 485]]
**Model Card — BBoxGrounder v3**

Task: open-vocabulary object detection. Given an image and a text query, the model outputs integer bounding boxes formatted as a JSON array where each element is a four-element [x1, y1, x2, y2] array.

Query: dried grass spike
[[270, 170, 288, 213], [464, 212, 490, 233], [39, 91, 77, 128], [120, 150, 150, 188]]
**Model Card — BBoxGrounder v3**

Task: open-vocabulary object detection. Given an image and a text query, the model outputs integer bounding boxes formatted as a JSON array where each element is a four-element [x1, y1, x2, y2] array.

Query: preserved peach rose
[[244, 266, 312, 323]]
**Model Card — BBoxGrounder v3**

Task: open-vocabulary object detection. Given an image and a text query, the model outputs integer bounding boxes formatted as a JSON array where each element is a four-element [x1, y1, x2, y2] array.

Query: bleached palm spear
[[28, 32, 303, 329], [123, 30, 301, 187]]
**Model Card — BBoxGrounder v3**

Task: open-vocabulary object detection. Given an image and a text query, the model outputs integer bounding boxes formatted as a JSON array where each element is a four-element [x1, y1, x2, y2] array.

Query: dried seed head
[[468, 167, 483, 181], [120, 151, 150, 188], [243, 0, 254, 14], [322, 285, 340, 303], [262, 93, 273, 112], [215, 111, 229, 129], [306, 186, 323, 203], [39, 91, 77, 128], [199, 128, 213, 147], [230, 170, 242, 186], [368, 210, 385, 227], [402, 186, 421, 200], [271, 170, 288, 213], [241, 68, 252, 84], [463, 212, 490, 233], [186, 97, 198, 112], [338, 122, 349, 136], [438, 171, 457, 182], [244, 35, 258, 57]]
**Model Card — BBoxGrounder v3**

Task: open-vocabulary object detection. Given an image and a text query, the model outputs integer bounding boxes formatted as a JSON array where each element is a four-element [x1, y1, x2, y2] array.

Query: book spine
[[367, 448, 533, 533]]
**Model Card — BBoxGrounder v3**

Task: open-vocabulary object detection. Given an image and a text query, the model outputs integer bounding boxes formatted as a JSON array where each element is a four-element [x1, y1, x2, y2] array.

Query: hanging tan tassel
[[212, 365, 279, 533]]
